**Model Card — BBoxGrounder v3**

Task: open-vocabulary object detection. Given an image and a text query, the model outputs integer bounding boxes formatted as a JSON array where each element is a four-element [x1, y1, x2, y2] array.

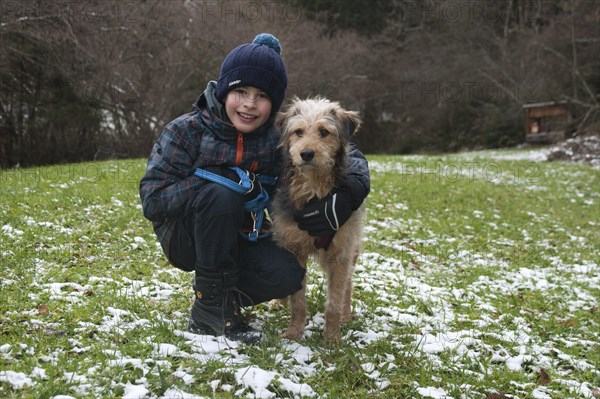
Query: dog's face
[[276, 98, 361, 174]]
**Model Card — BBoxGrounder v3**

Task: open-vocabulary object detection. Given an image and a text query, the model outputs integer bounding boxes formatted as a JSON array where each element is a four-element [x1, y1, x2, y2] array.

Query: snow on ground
[[0, 153, 598, 398], [456, 148, 550, 162], [368, 148, 554, 188]]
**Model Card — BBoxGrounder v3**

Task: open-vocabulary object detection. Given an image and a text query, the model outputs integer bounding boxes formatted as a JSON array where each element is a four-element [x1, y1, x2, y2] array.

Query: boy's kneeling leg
[[237, 239, 305, 306]]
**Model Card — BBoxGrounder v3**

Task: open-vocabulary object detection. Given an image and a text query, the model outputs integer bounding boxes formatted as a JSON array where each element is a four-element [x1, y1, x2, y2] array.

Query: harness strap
[[194, 167, 253, 194], [243, 190, 271, 241], [257, 174, 278, 186], [194, 167, 276, 241]]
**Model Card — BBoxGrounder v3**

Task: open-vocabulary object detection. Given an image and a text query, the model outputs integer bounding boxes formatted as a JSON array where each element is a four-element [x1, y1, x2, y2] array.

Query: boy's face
[[225, 86, 272, 133]]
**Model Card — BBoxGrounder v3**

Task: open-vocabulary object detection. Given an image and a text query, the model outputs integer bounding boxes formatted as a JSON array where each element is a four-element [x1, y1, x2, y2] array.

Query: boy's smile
[[225, 87, 272, 133]]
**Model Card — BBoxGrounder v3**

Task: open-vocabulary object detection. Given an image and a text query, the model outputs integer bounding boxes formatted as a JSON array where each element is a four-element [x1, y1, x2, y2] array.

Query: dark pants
[[167, 183, 305, 305]]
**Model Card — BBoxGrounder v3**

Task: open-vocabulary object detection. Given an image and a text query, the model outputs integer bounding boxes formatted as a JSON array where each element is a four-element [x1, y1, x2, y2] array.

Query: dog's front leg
[[340, 277, 353, 324], [340, 250, 359, 323], [281, 273, 307, 340], [322, 254, 354, 344]]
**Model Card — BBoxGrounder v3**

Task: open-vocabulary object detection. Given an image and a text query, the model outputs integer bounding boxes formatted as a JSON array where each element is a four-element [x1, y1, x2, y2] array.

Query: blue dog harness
[[194, 167, 277, 241]]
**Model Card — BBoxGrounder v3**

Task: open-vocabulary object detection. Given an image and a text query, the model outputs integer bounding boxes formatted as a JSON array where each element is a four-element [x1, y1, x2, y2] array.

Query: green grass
[[1, 151, 598, 398]]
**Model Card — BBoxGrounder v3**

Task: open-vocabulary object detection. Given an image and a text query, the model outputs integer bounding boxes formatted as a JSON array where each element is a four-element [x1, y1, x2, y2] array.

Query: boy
[[139, 34, 370, 341]]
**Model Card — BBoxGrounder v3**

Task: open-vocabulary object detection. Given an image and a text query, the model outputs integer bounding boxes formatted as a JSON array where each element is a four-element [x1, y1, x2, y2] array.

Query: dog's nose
[[300, 149, 315, 162]]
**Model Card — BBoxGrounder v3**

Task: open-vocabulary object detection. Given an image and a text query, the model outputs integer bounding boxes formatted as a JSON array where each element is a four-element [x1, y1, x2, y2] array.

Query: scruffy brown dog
[[272, 97, 365, 344]]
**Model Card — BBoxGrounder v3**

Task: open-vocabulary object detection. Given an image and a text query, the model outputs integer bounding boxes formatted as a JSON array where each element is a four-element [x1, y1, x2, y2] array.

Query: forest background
[[1, 0, 598, 167]]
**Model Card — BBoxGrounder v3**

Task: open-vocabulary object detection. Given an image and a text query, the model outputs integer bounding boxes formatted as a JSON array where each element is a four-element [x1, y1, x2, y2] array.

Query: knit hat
[[216, 33, 288, 115]]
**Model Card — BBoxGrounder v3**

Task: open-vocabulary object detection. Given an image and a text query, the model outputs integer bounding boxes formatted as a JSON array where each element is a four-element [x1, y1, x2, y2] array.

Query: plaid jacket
[[140, 81, 370, 255]]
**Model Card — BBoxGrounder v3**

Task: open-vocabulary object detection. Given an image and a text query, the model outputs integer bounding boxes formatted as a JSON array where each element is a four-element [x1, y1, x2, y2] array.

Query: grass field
[[1, 150, 598, 399]]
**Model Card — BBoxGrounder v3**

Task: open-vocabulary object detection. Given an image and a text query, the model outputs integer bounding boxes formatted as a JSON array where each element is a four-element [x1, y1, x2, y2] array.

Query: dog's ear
[[275, 97, 300, 132], [275, 101, 297, 150], [339, 109, 362, 138], [274, 108, 288, 132]]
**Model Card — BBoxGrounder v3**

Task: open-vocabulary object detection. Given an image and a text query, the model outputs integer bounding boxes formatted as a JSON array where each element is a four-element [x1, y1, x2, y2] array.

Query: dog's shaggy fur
[[272, 97, 365, 344]]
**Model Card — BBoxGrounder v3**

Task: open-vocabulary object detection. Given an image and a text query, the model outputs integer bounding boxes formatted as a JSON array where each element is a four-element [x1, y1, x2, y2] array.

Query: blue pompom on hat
[[216, 33, 288, 116], [252, 33, 282, 55]]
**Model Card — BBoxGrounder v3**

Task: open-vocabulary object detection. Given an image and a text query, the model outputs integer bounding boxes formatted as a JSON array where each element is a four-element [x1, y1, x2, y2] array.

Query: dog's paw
[[323, 332, 341, 346], [281, 326, 303, 340], [340, 312, 353, 323], [323, 324, 341, 345]]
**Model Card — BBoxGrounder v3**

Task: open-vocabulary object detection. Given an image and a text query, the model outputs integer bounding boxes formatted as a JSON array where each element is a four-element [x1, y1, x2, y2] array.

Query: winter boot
[[188, 270, 260, 343]]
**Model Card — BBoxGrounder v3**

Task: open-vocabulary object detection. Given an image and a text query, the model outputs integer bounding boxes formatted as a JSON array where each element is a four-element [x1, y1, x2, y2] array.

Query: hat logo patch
[[228, 80, 241, 87]]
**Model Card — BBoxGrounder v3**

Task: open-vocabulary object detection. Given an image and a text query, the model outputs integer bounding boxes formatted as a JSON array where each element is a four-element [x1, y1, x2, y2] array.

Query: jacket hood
[[193, 81, 272, 140]]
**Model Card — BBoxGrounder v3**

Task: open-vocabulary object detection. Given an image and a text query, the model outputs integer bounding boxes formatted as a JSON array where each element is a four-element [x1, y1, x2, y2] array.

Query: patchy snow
[[1, 224, 24, 239], [0, 370, 33, 389], [173, 369, 195, 385], [417, 386, 449, 398], [233, 365, 316, 398], [122, 382, 149, 399], [1, 156, 597, 398], [458, 148, 550, 162], [160, 387, 207, 399]]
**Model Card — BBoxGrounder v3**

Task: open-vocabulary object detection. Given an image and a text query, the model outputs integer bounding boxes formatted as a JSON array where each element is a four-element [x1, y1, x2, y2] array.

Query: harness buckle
[[247, 211, 259, 240], [250, 212, 258, 233], [241, 170, 255, 194]]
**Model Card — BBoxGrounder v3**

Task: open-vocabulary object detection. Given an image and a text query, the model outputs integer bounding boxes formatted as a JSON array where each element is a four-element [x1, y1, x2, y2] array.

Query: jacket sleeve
[[347, 142, 370, 196], [139, 122, 203, 223]]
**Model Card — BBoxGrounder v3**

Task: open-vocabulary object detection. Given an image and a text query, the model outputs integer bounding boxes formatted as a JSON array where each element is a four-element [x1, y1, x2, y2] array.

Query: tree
[[0, 8, 102, 167]]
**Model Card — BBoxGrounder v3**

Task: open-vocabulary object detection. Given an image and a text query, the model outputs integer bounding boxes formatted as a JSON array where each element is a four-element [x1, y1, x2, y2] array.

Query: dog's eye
[[319, 129, 330, 138], [294, 129, 304, 137]]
